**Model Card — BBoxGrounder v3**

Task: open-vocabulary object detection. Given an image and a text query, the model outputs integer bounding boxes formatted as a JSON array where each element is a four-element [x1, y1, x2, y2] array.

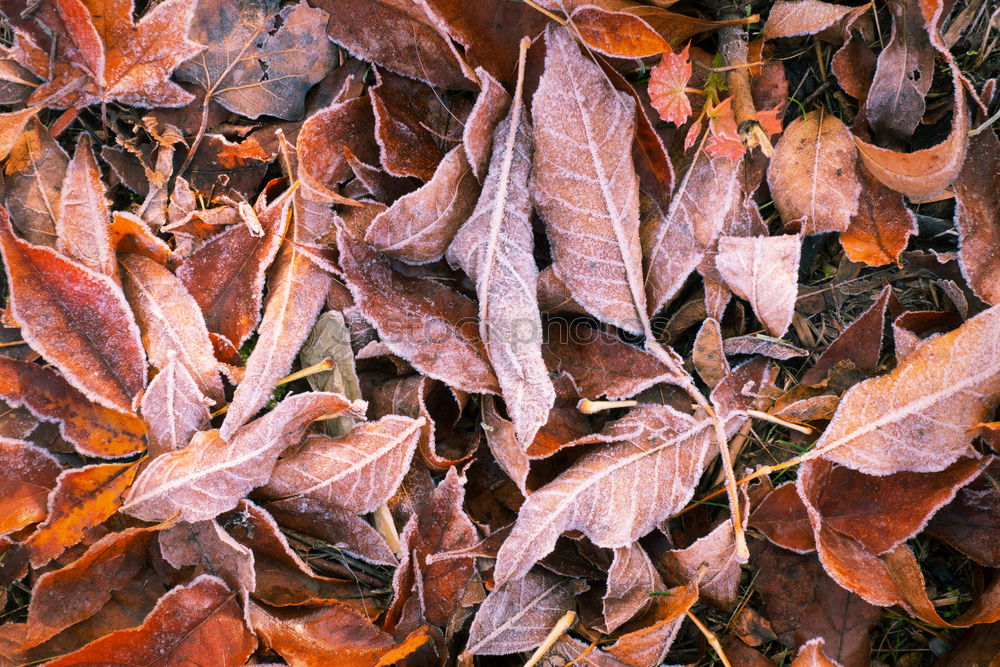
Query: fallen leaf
[[840, 166, 918, 266], [0, 438, 61, 537], [44, 575, 256, 667], [369, 69, 445, 181], [570, 6, 670, 58], [299, 310, 364, 437], [0, 206, 147, 413], [158, 519, 256, 597], [926, 458, 1000, 566], [767, 110, 861, 234], [602, 543, 664, 632], [463, 68, 512, 181], [297, 97, 380, 194], [2, 119, 67, 246], [716, 234, 801, 337], [55, 134, 113, 277], [763, 0, 859, 40], [954, 108, 1000, 305], [648, 45, 693, 126], [604, 580, 700, 667], [122, 391, 362, 523], [140, 353, 212, 458], [791, 638, 842, 667]]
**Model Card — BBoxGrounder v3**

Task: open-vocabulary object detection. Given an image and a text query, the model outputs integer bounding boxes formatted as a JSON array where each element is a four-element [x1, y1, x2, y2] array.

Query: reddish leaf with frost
[[370, 69, 445, 181], [763, 0, 857, 39], [0, 107, 39, 163], [177, 189, 290, 348], [0, 439, 61, 537], [648, 45, 692, 126], [366, 146, 479, 264], [801, 284, 894, 385], [159, 520, 256, 597], [954, 110, 1000, 305], [791, 638, 842, 667], [464, 68, 511, 182], [463, 568, 580, 657], [259, 415, 422, 512], [715, 234, 801, 337], [693, 317, 730, 388], [3, 120, 67, 246], [767, 110, 860, 234], [926, 458, 1000, 566], [481, 395, 532, 494], [0, 357, 145, 458], [750, 481, 816, 553], [0, 207, 146, 413], [810, 304, 1000, 475], [250, 600, 430, 667], [863, 0, 934, 146], [705, 98, 745, 161], [11, 0, 202, 109], [176, 0, 334, 120], [338, 229, 500, 394], [531, 25, 647, 335], [643, 152, 741, 315], [55, 134, 113, 277], [448, 101, 554, 447], [757, 105, 785, 137], [24, 461, 138, 568], [264, 496, 397, 566], [220, 227, 333, 439], [602, 543, 664, 633], [21, 525, 159, 650], [297, 97, 378, 193], [604, 581, 700, 667], [140, 353, 211, 459], [120, 253, 223, 403], [570, 6, 669, 58], [542, 321, 684, 399], [892, 309, 964, 363], [395, 467, 479, 627], [45, 575, 255, 667], [840, 166, 917, 266], [122, 392, 363, 523], [494, 404, 715, 584]]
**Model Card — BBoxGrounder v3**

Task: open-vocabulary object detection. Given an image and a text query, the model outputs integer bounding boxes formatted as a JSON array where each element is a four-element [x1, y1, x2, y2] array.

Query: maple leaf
[[648, 45, 693, 126]]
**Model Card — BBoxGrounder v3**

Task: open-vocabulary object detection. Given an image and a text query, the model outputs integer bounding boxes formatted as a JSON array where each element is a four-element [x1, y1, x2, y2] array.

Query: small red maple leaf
[[683, 119, 703, 152], [705, 97, 744, 160], [756, 105, 784, 137], [648, 45, 692, 126]]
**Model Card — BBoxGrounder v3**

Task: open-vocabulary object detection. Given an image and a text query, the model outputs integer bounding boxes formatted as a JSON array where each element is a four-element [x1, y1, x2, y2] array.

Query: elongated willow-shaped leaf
[[140, 354, 212, 459], [448, 99, 554, 447], [56, 134, 114, 277], [530, 25, 647, 335], [494, 404, 715, 584], [814, 304, 1000, 475], [123, 392, 364, 523], [0, 207, 146, 413]]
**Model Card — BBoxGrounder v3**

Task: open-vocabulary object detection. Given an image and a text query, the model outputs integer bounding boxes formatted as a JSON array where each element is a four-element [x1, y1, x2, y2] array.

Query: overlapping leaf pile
[[0, 0, 997, 664]]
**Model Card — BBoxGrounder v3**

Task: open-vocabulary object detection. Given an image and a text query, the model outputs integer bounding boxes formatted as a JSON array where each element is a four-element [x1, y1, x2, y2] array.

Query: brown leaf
[[542, 321, 682, 399], [463, 68, 511, 181], [55, 134, 113, 277], [260, 415, 422, 512], [926, 458, 1000, 566], [297, 97, 379, 193], [569, 6, 670, 58], [791, 638, 842, 667], [2, 119, 67, 246], [750, 481, 815, 553], [45, 575, 256, 667], [531, 25, 647, 335], [494, 404, 714, 584], [693, 317, 730, 388], [367, 145, 479, 264], [767, 110, 860, 234], [24, 461, 139, 568], [716, 234, 801, 337], [604, 580, 700, 667], [812, 304, 1000, 475], [177, 0, 334, 120], [863, 0, 934, 146], [22, 524, 159, 650], [0, 107, 39, 162], [370, 70, 445, 181], [299, 310, 363, 437], [250, 600, 430, 667], [122, 391, 363, 523], [840, 166, 917, 266], [140, 353, 212, 458], [723, 334, 808, 360], [0, 206, 147, 413], [0, 438, 61, 537], [954, 107, 1000, 306], [0, 357, 146, 458], [159, 519, 256, 596], [120, 253, 223, 403], [448, 100, 554, 447], [763, 0, 858, 40], [463, 567, 580, 657], [338, 229, 500, 394], [177, 188, 290, 348], [602, 543, 664, 632]]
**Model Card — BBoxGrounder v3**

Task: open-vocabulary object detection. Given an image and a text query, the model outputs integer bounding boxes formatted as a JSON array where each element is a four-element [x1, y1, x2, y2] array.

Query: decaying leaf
[[55, 134, 113, 277], [954, 110, 1000, 306], [840, 165, 917, 267], [715, 234, 801, 337]]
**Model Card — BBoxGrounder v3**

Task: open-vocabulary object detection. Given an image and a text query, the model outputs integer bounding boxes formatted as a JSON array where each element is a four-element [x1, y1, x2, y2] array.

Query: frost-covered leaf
[[602, 543, 664, 633], [715, 234, 801, 338], [648, 45, 692, 126], [840, 166, 917, 266], [140, 354, 212, 459], [954, 110, 1000, 305], [2, 120, 67, 246], [0, 439, 61, 537], [763, 0, 857, 40], [55, 134, 113, 276]]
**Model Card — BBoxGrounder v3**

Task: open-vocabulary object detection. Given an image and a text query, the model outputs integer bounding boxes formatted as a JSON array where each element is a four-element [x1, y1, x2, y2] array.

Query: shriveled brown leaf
[[715, 234, 801, 337], [159, 519, 256, 596], [300, 310, 363, 437], [463, 68, 511, 181], [602, 543, 664, 632], [2, 119, 67, 246], [369, 69, 445, 181], [297, 97, 379, 194], [123, 392, 363, 523], [767, 110, 860, 234], [954, 108, 1000, 306]]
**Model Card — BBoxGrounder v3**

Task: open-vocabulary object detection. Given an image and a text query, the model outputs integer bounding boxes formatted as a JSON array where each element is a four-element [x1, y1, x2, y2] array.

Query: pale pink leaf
[[648, 45, 692, 126], [140, 353, 212, 459], [463, 67, 511, 181], [763, 0, 857, 40], [715, 234, 801, 338], [55, 134, 114, 277], [602, 543, 664, 633]]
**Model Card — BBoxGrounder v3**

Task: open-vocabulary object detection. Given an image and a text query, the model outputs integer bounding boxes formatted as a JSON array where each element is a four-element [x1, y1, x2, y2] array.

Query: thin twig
[[577, 399, 638, 414], [524, 611, 576, 667], [745, 409, 814, 434], [686, 609, 733, 667]]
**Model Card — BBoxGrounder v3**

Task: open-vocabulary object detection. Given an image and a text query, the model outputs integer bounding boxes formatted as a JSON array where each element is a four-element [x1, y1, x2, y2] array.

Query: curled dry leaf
[[0, 357, 146, 458], [531, 25, 647, 335], [812, 304, 1000, 475], [177, 0, 335, 120], [926, 458, 1000, 566], [338, 229, 500, 394], [159, 519, 256, 597], [447, 100, 555, 448], [369, 69, 445, 181], [494, 404, 715, 584], [367, 145, 479, 264], [768, 110, 860, 234], [297, 97, 379, 194], [0, 439, 61, 537], [299, 310, 364, 437], [463, 567, 580, 657], [0, 207, 147, 414], [140, 353, 212, 458], [791, 638, 843, 667], [260, 415, 423, 513], [602, 543, 664, 633], [45, 575, 256, 667], [123, 392, 363, 523], [715, 234, 801, 338], [463, 68, 511, 182]]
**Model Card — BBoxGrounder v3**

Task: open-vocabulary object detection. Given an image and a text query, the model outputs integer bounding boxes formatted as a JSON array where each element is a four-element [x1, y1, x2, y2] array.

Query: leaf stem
[[686, 609, 733, 667], [524, 610, 576, 667], [744, 409, 814, 434]]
